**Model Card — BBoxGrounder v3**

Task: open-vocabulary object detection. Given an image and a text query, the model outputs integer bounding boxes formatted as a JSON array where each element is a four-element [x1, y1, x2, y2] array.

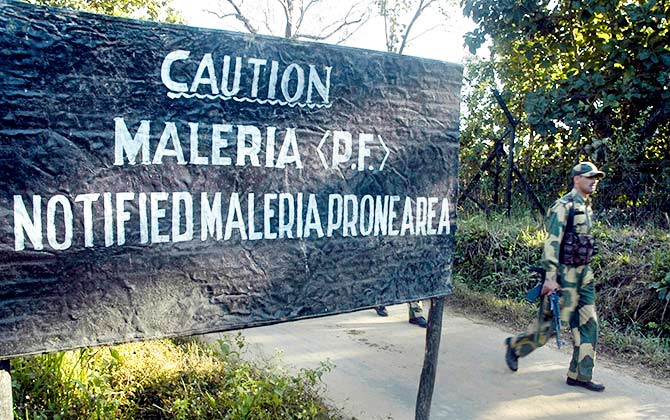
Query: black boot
[[566, 377, 605, 392], [409, 316, 427, 328], [505, 337, 518, 372], [375, 306, 388, 317]]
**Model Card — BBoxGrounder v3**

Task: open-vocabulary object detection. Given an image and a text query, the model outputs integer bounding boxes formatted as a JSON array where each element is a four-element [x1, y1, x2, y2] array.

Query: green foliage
[[453, 212, 670, 377], [455, 212, 670, 338], [25, 0, 184, 23], [650, 273, 670, 304], [459, 0, 670, 220], [11, 336, 338, 420], [455, 212, 545, 299], [589, 224, 670, 333]]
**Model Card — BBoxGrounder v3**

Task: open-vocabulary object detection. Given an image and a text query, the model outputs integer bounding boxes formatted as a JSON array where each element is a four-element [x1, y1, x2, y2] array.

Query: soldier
[[375, 302, 427, 327], [505, 162, 606, 392]]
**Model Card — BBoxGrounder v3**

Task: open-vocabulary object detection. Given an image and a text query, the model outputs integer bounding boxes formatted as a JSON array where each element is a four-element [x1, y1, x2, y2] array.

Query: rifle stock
[[524, 266, 545, 303]]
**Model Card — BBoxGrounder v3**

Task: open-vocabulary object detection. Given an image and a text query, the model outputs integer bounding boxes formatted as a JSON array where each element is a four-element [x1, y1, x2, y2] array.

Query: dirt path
[[204, 303, 670, 420]]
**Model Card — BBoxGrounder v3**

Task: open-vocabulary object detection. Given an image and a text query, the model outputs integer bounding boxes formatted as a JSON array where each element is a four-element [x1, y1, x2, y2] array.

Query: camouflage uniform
[[509, 188, 599, 382], [408, 301, 423, 319]]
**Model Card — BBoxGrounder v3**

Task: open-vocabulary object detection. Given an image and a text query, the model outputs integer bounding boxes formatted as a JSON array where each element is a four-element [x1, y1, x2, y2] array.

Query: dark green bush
[[455, 213, 545, 300]]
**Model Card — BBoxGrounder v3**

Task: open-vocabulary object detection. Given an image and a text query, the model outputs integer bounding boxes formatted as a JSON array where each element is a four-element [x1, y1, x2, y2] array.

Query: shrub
[[11, 334, 338, 420], [454, 212, 670, 339], [455, 212, 544, 300]]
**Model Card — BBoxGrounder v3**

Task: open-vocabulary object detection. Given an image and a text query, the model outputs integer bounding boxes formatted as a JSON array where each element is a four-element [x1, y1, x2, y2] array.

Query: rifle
[[525, 266, 562, 348], [548, 291, 562, 349]]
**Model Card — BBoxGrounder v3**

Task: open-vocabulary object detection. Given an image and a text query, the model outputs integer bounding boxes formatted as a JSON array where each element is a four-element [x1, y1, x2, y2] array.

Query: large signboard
[[0, 0, 462, 358]]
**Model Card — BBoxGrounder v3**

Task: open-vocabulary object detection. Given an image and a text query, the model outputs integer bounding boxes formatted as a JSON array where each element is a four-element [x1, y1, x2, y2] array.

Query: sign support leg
[[415, 296, 446, 420], [0, 360, 13, 420]]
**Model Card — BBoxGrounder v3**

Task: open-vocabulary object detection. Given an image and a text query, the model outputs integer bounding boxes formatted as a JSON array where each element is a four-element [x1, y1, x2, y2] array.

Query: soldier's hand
[[541, 279, 561, 296]]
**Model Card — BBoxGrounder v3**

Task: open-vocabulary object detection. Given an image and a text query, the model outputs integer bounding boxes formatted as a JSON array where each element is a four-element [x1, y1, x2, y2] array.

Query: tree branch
[[275, 0, 294, 37], [295, 0, 320, 33], [297, 5, 368, 42], [405, 22, 445, 46], [207, 0, 258, 33], [398, 0, 435, 54], [205, 9, 239, 20]]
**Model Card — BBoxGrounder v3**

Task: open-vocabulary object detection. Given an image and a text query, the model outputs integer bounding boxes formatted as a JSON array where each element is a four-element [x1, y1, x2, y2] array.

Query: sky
[[172, 0, 476, 64]]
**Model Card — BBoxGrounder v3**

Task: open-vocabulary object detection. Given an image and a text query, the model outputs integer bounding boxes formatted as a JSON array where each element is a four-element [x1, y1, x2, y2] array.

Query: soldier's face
[[574, 175, 600, 196]]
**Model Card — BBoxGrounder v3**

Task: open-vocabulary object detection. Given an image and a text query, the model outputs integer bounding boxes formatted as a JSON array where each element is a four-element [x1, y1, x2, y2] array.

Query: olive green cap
[[571, 162, 605, 178]]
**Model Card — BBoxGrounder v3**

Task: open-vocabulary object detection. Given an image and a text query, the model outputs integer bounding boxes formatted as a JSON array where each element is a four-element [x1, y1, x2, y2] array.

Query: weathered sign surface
[[0, 0, 462, 358]]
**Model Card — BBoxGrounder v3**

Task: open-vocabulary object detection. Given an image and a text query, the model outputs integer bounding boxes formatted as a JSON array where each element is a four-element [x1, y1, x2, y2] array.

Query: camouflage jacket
[[542, 188, 594, 281]]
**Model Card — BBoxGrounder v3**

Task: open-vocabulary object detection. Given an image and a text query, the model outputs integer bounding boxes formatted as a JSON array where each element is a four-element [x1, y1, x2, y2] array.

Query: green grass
[[11, 334, 342, 420]]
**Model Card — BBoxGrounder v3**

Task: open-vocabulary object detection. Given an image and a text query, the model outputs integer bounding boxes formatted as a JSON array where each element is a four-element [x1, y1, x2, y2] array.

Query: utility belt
[[560, 232, 595, 266]]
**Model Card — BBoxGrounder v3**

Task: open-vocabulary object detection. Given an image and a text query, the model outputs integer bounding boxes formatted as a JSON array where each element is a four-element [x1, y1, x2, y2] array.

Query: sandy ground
[[203, 303, 670, 420]]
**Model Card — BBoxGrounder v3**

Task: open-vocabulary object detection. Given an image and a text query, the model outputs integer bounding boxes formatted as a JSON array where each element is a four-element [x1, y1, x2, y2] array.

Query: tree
[[378, 0, 458, 53], [26, 0, 184, 23], [204, 0, 371, 43], [460, 0, 670, 219]]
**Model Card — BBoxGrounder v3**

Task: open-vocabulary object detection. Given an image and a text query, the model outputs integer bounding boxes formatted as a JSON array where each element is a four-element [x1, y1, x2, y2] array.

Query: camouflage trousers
[[510, 264, 599, 381], [408, 301, 423, 318]]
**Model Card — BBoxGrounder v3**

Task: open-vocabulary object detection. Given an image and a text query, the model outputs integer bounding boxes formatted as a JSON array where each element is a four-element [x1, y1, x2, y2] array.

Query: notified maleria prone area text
[[13, 192, 451, 251]]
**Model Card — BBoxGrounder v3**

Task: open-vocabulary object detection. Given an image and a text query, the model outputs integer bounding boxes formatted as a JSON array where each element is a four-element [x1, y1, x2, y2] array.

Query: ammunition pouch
[[560, 232, 595, 266]]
